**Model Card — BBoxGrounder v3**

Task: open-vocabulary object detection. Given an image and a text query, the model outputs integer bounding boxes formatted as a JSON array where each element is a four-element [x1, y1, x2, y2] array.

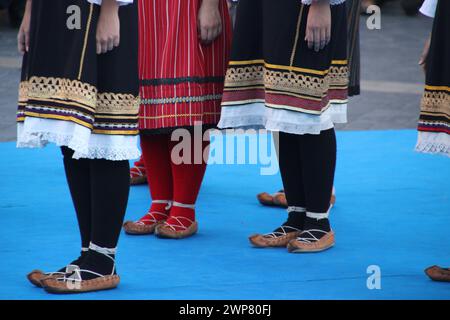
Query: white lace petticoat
[[17, 117, 141, 161], [218, 102, 348, 135], [416, 131, 450, 157]]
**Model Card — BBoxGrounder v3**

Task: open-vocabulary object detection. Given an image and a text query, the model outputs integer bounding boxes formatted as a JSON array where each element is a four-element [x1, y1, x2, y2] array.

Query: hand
[[96, 0, 120, 54], [419, 34, 431, 74], [198, 0, 223, 45], [17, 0, 32, 54], [305, 0, 331, 52]]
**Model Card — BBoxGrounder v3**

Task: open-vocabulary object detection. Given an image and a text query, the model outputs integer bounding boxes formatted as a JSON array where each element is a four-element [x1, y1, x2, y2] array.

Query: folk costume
[[256, 0, 360, 209], [416, 0, 450, 158], [418, 0, 450, 283], [122, 0, 232, 238], [20, 0, 139, 293], [218, 0, 348, 252]]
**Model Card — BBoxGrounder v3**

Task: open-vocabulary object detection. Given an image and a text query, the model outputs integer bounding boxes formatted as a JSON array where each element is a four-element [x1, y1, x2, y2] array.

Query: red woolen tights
[[140, 133, 209, 230]]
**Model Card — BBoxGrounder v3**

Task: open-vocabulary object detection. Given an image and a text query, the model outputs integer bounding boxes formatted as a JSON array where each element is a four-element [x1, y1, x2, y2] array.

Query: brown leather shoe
[[27, 270, 64, 288], [249, 229, 301, 248], [130, 175, 147, 185], [123, 220, 162, 235], [425, 266, 450, 282], [258, 189, 336, 208], [130, 163, 147, 186], [273, 193, 288, 208], [155, 220, 198, 239], [123, 211, 168, 235], [41, 275, 120, 294], [287, 231, 335, 253], [257, 190, 288, 208]]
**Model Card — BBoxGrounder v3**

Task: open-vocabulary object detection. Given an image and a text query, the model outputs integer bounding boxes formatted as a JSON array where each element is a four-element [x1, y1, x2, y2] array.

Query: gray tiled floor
[[0, 2, 433, 142]]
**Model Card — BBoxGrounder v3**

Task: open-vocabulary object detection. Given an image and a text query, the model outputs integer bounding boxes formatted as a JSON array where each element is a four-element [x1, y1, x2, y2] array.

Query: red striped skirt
[[138, 0, 232, 132]]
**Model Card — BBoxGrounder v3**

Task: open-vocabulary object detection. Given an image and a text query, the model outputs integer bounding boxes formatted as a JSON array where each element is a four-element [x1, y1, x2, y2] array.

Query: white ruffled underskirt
[[17, 117, 141, 161], [415, 131, 450, 157], [218, 102, 347, 135]]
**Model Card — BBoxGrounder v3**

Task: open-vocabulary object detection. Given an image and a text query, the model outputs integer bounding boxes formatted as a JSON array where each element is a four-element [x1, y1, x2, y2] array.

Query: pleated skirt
[[138, 0, 232, 133]]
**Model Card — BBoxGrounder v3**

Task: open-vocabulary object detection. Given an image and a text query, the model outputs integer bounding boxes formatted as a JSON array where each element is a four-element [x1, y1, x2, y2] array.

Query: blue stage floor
[[1, 130, 449, 300]]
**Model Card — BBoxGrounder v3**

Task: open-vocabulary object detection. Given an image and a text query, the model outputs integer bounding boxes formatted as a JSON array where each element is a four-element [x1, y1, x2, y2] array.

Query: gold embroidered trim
[[97, 92, 140, 115], [421, 90, 450, 114], [19, 77, 140, 115], [78, 4, 94, 80], [93, 129, 139, 135], [19, 77, 97, 107], [290, 5, 304, 67], [224, 64, 348, 98], [228, 60, 347, 76], [424, 85, 450, 92]]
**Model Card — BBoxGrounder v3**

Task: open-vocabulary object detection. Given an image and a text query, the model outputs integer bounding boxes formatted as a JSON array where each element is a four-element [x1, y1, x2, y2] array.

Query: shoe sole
[[44, 285, 117, 295], [288, 242, 335, 253], [155, 230, 198, 239], [124, 229, 155, 235], [43, 283, 119, 294], [123, 222, 160, 235], [42, 276, 120, 294]]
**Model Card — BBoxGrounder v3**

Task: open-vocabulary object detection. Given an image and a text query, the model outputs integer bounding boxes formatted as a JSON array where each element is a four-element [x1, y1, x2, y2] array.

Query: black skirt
[[221, 0, 348, 115], [17, 0, 140, 160], [416, 0, 450, 156]]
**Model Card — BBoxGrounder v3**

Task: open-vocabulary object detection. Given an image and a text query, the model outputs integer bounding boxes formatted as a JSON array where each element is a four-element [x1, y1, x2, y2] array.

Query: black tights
[[62, 147, 130, 249], [278, 129, 337, 215]]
